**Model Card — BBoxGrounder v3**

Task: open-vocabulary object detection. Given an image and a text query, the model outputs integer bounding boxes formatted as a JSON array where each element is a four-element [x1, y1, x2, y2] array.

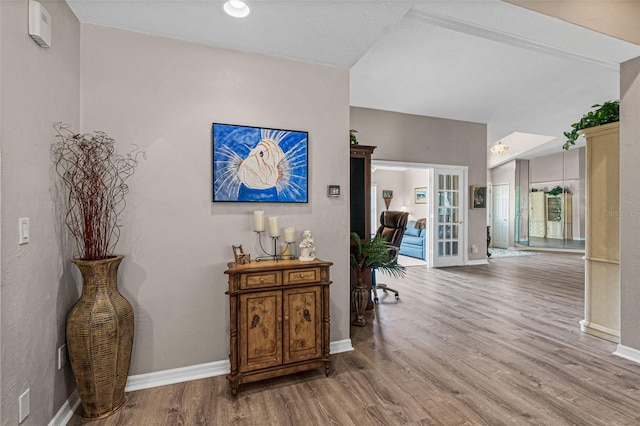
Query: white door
[[492, 184, 509, 248], [430, 168, 466, 267]]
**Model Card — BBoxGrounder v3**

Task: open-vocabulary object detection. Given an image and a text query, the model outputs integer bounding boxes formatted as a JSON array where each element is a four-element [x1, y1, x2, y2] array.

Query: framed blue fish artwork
[[212, 123, 309, 203]]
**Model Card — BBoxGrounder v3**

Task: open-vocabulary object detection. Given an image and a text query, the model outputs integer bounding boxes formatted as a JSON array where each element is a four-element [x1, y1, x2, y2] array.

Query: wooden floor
[[68, 253, 640, 425]]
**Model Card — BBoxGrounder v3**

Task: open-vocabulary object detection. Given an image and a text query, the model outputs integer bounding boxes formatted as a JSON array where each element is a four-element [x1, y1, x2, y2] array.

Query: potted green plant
[[350, 232, 405, 326], [563, 100, 619, 150], [350, 129, 359, 145], [52, 123, 144, 419]]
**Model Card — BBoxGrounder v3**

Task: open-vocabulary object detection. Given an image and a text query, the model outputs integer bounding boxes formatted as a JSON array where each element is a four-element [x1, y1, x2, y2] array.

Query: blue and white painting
[[212, 123, 308, 203]]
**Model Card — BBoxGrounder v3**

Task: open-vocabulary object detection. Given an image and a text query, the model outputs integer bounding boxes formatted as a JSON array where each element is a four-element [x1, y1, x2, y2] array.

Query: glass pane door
[[431, 169, 465, 267]]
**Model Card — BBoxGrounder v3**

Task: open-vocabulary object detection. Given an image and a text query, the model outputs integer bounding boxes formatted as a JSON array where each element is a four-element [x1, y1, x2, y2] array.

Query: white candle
[[253, 211, 265, 232], [268, 216, 280, 237], [284, 227, 296, 243]]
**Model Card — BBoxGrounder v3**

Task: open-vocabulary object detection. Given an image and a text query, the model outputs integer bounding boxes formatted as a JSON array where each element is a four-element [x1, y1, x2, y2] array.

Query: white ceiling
[[65, 0, 640, 166]]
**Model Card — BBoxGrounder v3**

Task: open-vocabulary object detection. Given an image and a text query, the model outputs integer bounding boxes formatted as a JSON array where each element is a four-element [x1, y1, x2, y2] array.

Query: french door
[[430, 168, 467, 267]]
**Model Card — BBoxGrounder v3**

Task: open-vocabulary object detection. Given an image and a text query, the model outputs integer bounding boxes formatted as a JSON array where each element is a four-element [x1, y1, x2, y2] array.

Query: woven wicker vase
[[66, 255, 134, 420]]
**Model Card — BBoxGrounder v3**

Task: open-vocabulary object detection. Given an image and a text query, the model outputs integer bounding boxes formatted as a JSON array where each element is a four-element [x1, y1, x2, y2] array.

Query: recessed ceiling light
[[224, 0, 250, 18]]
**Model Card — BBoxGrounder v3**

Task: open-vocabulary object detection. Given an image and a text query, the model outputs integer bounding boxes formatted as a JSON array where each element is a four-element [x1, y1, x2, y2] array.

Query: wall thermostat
[[29, 0, 52, 48], [327, 185, 341, 197]]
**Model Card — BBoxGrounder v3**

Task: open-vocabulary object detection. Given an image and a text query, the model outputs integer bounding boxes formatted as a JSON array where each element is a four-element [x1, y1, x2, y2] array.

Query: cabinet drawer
[[240, 272, 282, 290], [284, 268, 320, 285]]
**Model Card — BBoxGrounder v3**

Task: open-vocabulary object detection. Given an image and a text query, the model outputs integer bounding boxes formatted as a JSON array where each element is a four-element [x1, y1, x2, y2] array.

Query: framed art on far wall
[[414, 187, 427, 204], [212, 123, 308, 203], [471, 185, 486, 209]]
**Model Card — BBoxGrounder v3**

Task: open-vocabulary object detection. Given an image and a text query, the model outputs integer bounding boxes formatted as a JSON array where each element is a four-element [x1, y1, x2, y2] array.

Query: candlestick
[[284, 226, 295, 243], [254, 231, 297, 262], [253, 211, 265, 232], [268, 217, 280, 237]]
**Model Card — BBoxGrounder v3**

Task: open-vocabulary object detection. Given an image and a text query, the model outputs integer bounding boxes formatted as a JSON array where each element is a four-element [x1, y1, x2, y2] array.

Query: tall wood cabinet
[[350, 145, 376, 239], [528, 192, 572, 239], [225, 259, 332, 395], [350, 145, 376, 307], [580, 122, 620, 343], [529, 192, 546, 237], [546, 194, 572, 239]]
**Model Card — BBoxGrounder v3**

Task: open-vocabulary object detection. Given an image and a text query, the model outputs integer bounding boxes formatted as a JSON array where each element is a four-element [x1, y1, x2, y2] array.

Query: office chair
[[372, 210, 409, 302]]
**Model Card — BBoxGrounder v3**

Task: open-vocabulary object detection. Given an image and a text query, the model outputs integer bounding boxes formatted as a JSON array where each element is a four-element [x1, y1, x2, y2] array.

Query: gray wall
[[620, 56, 640, 351], [1, 1, 80, 425], [80, 24, 351, 375], [351, 107, 488, 262]]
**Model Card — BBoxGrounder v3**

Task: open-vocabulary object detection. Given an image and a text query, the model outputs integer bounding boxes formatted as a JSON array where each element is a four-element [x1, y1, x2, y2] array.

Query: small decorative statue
[[299, 230, 317, 262]]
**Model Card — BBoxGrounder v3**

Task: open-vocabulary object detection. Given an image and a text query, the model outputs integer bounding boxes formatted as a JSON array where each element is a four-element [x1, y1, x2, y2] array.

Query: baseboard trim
[[468, 259, 489, 266], [614, 344, 640, 364], [125, 359, 231, 392], [50, 338, 353, 423], [47, 390, 80, 426], [579, 319, 620, 343], [330, 338, 354, 354], [125, 338, 353, 392]]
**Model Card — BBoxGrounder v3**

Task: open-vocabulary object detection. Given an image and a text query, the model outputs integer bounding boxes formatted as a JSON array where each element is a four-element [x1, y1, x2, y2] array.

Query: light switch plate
[[19, 388, 30, 423], [19, 218, 30, 245]]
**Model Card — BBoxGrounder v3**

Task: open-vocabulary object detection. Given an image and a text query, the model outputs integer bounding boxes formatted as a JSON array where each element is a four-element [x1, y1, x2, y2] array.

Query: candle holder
[[255, 231, 297, 261]]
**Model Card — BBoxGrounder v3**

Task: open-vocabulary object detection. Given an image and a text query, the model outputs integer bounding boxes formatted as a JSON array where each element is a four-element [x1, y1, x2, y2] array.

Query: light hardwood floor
[[68, 253, 640, 425]]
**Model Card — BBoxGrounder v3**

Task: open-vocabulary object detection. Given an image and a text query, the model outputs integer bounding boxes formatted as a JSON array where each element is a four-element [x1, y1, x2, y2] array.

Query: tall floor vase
[[66, 255, 134, 420]]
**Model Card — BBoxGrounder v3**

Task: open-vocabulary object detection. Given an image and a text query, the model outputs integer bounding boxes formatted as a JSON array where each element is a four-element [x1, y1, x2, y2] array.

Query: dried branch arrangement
[[52, 123, 145, 260]]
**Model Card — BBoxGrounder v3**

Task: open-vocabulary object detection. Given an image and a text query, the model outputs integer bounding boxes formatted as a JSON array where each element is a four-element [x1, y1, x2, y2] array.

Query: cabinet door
[[239, 291, 282, 372], [283, 286, 322, 364], [529, 193, 546, 237]]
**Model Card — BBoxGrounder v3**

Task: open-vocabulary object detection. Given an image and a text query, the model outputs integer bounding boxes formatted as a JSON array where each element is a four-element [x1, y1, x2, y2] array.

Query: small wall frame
[[471, 185, 487, 209], [414, 187, 427, 204]]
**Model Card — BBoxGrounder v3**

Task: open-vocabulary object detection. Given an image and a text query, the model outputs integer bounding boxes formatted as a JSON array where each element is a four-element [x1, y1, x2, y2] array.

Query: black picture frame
[[212, 123, 308, 203], [471, 185, 486, 209]]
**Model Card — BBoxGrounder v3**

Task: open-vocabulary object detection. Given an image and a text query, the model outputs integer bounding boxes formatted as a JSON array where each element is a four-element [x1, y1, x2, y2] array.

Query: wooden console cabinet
[[224, 259, 332, 395]]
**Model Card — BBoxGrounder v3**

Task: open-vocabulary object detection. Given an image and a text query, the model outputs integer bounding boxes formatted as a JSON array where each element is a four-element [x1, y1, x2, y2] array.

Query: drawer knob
[[277, 317, 282, 323], [259, 278, 265, 282], [284, 316, 289, 321], [299, 273, 305, 278]]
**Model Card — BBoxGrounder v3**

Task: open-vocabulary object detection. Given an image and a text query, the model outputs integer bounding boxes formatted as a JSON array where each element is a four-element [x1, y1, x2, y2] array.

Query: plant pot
[[351, 269, 368, 326], [66, 255, 134, 420]]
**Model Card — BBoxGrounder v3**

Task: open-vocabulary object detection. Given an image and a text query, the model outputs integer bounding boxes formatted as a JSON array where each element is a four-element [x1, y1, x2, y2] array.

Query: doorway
[[370, 160, 468, 267], [492, 183, 509, 248]]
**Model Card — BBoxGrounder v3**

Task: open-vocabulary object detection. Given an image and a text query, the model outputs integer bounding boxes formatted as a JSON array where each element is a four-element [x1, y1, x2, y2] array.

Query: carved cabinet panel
[[283, 286, 322, 364], [239, 291, 282, 373]]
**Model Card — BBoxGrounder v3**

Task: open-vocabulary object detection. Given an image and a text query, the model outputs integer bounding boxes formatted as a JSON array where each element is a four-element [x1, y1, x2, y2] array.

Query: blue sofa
[[399, 220, 427, 260]]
